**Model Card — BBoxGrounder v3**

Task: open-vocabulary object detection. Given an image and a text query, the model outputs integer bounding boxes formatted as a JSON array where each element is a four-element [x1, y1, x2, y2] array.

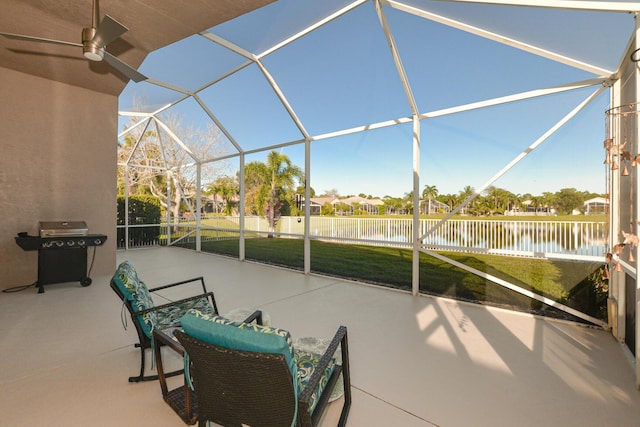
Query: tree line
[[313, 185, 604, 216], [119, 145, 604, 225], [205, 157, 605, 219], [420, 185, 605, 216], [118, 106, 603, 229]]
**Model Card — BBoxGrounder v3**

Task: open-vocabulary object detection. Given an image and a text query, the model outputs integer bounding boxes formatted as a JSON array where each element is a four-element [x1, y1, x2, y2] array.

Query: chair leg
[[128, 344, 184, 383], [128, 343, 147, 382], [338, 330, 351, 427], [129, 369, 184, 382]]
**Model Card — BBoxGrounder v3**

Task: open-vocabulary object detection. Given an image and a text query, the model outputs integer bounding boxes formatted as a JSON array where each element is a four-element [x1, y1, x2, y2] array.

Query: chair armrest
[[147, 276, 208, 294], [135, 291, 216, 317], [147, 278, 218, 314], [298, 325, 349, 404], [241, 310, 264, 326]]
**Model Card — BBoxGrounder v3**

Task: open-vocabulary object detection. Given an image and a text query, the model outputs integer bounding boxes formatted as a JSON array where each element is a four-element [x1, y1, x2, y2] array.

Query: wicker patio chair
[[110, 261, 219, 382], [174, 311, 351, 427]]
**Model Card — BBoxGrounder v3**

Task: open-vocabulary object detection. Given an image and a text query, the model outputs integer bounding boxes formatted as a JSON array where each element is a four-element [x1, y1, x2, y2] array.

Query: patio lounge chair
[[175, 310, 351, 427], [110, 260, 219, 382]]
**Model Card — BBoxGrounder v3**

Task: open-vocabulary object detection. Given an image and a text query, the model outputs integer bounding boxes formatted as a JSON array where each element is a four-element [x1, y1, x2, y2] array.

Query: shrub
[[117, 195, 161, 246]]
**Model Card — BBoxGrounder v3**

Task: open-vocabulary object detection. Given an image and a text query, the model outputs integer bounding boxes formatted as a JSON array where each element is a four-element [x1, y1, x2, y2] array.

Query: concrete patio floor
[[1, 246, 639, 426]]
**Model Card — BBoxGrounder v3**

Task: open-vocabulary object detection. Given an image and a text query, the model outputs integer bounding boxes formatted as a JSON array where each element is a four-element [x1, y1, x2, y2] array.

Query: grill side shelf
[[15, 236, 41, 251]]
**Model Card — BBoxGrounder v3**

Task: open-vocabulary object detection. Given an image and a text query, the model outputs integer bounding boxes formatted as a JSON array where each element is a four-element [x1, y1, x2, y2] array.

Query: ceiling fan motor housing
[[82, 27, 103, 61]]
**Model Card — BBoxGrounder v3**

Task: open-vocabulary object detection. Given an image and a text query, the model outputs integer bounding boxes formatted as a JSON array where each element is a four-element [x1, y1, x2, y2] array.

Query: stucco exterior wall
[[0, 66, 117, 290]]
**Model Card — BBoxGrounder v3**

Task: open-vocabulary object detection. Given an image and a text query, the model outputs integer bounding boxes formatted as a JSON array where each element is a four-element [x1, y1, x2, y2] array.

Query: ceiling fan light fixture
[[83, 45, 104, 61], [82, 27, 103, 61]]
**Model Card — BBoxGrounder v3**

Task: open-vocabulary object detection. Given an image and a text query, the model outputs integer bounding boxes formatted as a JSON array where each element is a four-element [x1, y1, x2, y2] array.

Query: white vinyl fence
[[118, 216, 607, 261]]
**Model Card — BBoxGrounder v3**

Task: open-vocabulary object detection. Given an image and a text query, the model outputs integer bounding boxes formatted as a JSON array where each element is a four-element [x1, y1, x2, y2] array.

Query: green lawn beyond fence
[[176, 237, 606, 323]]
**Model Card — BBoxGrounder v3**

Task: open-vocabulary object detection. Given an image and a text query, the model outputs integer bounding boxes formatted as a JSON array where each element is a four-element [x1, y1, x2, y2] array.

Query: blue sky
[[119, 0, 635, 199]]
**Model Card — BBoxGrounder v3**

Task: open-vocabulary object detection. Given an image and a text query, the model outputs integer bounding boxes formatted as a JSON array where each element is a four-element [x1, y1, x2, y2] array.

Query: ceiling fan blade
[[92, 15, 128, 47], [103, 51, 147, 82], [0, 32, 81, 48], [8, 48, 84, 61]]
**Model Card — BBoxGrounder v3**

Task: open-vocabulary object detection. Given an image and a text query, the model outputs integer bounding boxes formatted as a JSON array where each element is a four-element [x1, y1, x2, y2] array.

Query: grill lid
[[39, 221, 88, 237]]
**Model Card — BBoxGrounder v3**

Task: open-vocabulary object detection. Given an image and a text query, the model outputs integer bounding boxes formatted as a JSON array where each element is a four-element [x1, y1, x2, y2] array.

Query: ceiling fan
[[0, 0, 147, 82]]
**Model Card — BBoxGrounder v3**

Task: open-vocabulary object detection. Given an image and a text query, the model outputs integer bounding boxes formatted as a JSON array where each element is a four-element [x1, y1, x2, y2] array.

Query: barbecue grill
[[15, 221, 107, 293]]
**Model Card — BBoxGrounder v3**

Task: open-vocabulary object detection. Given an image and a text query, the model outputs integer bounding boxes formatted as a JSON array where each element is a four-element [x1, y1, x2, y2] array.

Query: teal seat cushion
[[180, 310, 296, 375], [155, 298, 215, 331]]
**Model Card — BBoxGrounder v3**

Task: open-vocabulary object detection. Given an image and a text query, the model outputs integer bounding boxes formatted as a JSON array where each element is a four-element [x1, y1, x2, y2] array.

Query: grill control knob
[[93, 238, 102, 245], [66, 240, 74, 246], [77, 239, 86, 247], [56, 240, 64, 247]]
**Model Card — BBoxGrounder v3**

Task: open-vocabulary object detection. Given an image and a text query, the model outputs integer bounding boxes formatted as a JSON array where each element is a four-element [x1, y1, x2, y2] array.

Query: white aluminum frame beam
[[431, 0, 640, 13], [634, 12, 640, 390], [259, 0, 368, 59], [384, 0, 615, 76], [419, 85, 607, 241], [375, 0, 419, 115], [423, 248, 609, 327], [192, 93, 244, 155], [124, 118, 153, 165], [153, 118, 199, 163], [199, 30, 311, 140]]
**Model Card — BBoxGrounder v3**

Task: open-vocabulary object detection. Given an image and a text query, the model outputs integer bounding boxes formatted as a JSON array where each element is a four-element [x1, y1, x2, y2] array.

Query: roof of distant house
[[584, 197, 609, 205]]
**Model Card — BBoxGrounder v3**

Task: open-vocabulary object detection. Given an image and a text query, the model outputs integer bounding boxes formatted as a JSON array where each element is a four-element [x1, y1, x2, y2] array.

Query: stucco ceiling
[[0, 0, 274, 95]]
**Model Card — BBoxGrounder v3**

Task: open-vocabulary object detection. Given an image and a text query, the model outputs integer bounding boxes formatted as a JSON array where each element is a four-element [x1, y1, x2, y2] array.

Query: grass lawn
[[190, 237, 606, 322]]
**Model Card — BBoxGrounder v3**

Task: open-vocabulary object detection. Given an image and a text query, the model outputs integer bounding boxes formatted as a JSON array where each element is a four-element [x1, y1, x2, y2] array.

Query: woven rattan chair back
[[175, 330, 298, 427]]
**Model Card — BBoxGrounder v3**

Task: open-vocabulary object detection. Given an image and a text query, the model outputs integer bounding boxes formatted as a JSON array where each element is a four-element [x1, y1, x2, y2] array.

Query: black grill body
[[15, 222, 107, 293]]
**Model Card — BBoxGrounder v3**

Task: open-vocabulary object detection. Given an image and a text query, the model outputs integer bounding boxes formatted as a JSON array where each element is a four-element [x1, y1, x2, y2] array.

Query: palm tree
[[403, 191, 414, 214], [208, 176, 238, 215], [243, 162, 269, 216], [485, 186, 518, 215], [439, 193, 457, 212], [528, 195, 540, 215], [422, 185, 438, 214], [459, 185, 475, 215], [541, 192, 556, 215], [264, 151, 304, 236], [383, 196, 403, 215]]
